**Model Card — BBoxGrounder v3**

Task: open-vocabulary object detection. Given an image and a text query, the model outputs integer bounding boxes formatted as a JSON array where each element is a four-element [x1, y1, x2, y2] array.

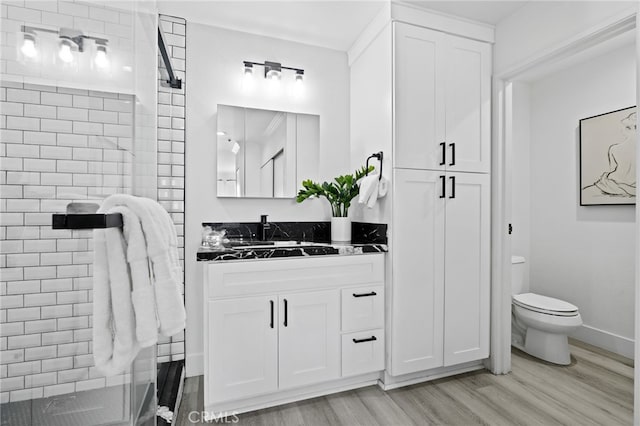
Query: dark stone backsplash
[[202, 221, 387, 245]]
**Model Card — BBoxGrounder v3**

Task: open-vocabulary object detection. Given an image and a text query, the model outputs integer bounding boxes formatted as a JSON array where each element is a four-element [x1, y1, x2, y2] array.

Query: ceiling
[[158, 1, 387, 51], [405, 1, 528, 25], [158, 1, 529, 52]]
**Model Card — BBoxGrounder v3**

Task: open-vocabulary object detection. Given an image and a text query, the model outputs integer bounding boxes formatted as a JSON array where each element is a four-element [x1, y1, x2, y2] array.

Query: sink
[[226, 240, 331, 249]]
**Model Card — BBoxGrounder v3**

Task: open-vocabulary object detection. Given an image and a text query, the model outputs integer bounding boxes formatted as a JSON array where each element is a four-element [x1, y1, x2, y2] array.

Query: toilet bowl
[[511, 257, 583, 365]]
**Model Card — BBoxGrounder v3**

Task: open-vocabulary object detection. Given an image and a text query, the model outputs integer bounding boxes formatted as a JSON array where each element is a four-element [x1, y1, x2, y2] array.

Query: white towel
[[359, 173, 379, 208], [378, 176, 389, 198], [93, 218, 140, 376], [93, 195, 186, 375], [359, 173, 384, 208]]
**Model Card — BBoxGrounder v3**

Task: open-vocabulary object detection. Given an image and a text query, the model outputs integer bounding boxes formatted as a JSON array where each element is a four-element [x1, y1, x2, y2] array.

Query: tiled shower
[[0, 1, 184, 425]]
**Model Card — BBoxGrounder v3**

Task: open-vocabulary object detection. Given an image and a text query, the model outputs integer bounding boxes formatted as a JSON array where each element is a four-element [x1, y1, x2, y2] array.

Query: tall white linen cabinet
[[350, 4, 493, 384]]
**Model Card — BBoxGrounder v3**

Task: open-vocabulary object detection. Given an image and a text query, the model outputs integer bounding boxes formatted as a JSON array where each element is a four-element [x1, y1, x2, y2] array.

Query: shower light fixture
[[20, 25, 109, 66], [242, 60, 304, 83], [58, 38, 74, 63], [21, 31, 37, 58], [94, 42, 109, 68]]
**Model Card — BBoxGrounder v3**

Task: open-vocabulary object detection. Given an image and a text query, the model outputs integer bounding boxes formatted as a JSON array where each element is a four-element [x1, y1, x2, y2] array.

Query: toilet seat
[[513, 293, 578, 317]]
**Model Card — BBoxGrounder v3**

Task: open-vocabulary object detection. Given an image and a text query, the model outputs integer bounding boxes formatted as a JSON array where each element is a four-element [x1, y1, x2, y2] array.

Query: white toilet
[[511, 256, 582, 365]]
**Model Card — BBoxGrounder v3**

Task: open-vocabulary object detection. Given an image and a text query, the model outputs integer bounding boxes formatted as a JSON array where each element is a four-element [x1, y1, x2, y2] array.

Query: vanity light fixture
[[20, 25, 109, 66], [243, 61, 253, 76], [242, 60, 304, 83]]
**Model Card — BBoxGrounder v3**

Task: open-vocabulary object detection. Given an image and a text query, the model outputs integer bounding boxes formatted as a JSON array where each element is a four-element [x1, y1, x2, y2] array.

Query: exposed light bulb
[[243, 62, 253, 76], [58, 39, 74, 63], [94, 45, 109, 68], [295, 70, 304, 84], [21, 33, 37, 58], [267, 70, 281, 80], [217, 131, 226, 136]]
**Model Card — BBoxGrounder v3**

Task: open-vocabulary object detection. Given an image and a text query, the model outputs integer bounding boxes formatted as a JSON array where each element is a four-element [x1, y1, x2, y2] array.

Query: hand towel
[[378, 176, 389, 198], [358, 173, 379, 207]]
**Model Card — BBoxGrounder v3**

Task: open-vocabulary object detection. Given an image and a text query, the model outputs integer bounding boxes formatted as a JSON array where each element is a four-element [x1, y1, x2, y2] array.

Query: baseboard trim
[[379, 361, 485, 390], [185, 352, 203, 378], [571, 324, 634, 359], [205, 372, 381, 416]]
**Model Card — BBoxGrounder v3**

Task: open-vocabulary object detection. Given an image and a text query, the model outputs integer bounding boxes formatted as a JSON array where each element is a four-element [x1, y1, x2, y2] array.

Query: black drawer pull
[[353, 291, 377, 298], [439, 142, 446, 166], [353, 336, 377, 344]]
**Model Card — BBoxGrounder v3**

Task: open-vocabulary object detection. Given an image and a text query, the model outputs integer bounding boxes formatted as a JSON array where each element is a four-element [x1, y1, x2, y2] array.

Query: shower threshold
[[0, 382, 153, 426]]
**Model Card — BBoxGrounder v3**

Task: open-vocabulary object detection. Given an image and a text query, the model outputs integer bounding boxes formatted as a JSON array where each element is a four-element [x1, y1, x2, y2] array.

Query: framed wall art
[[580, 106, 637, 206]]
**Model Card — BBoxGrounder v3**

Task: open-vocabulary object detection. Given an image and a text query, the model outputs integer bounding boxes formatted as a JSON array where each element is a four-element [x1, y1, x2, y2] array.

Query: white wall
[[528, 43, 636, 357], [510, 82, 531, 291], [185, 24, 350, 375], [494, 1, 637, 75]]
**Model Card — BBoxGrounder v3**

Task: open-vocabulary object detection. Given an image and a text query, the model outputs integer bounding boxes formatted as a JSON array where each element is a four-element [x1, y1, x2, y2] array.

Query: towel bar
[[52, 213, 123, 229]]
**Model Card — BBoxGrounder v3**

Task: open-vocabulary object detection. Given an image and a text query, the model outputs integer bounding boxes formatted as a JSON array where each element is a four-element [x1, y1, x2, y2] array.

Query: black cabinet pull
[[439, 175, 445, 198], [283, 299, 288, 327], [439, 142, 446, 166], [270, 300, 274, 329], [449, 142, 456, 166], [353, 291, 377, 298], [353, 336, 377, 344], [449, 176, 456, 199]]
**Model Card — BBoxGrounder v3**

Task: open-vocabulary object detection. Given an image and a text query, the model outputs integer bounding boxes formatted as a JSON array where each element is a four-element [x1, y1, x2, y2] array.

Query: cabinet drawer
[[341, 286, 384, 332], [342, 329, 384, 377]]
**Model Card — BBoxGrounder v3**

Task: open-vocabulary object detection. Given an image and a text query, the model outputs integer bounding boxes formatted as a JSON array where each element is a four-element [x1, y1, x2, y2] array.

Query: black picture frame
[[579, 105, 636, 206]]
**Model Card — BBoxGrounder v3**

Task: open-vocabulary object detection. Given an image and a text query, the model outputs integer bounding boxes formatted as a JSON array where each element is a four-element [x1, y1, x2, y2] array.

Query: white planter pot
[[331, 217, 351, 244]]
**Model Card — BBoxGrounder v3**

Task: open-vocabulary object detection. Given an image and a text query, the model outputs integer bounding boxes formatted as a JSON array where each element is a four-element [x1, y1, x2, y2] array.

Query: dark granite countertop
[[197, 220, 388, 262], [197, 242, 388, 262]]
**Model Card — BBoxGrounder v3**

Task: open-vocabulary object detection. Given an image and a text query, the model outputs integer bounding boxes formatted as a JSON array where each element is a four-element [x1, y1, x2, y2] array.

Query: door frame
[[489, 6, 638, 381]]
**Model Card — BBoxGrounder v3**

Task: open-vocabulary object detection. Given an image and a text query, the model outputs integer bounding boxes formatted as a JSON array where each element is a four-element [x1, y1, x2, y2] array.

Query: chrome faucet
[[258, 214, 271, 241]]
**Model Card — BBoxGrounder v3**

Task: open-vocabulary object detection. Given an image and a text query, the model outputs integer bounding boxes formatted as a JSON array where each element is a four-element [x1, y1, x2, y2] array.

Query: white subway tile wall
[[0, 81, 134, 403], [0, 5, 186, 405], [157, 14, 186, 365]]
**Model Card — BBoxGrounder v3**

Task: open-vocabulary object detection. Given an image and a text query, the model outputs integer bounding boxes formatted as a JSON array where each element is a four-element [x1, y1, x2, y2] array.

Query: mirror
[[216, 105, 320, 198]]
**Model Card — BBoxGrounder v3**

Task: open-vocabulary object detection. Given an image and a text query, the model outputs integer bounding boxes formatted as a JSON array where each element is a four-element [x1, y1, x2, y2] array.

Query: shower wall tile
[[157, 14, 186, 364], [0, 82, 134, 402]]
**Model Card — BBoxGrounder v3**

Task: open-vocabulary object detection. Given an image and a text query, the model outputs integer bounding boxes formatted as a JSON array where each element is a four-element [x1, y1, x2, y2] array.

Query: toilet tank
[[511, 256, 527, 295]]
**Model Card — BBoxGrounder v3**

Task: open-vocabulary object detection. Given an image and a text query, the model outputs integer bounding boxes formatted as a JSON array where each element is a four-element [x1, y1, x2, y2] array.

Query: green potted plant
[[296, 165, 373, 243]]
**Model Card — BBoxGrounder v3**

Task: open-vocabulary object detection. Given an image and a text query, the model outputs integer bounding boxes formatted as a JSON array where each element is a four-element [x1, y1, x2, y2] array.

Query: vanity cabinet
[[278, 290, 341, 389], [394, 22, 491, 174], [208, 297, 278, 401], [204, 255, 385, 411]]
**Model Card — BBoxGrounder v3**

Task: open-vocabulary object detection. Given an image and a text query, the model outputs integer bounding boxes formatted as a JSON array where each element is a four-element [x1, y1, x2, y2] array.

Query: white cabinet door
[[390, 169, 445, 375], [394, 22, 446, 171], [278, 290, 340, 389], [443, 172, 490, 365], [208, 297, 278, 402], [445, 35, 491, 174]]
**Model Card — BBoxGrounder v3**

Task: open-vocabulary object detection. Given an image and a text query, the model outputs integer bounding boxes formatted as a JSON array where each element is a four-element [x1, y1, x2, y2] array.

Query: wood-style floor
[[176, 340, 633, 425]]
